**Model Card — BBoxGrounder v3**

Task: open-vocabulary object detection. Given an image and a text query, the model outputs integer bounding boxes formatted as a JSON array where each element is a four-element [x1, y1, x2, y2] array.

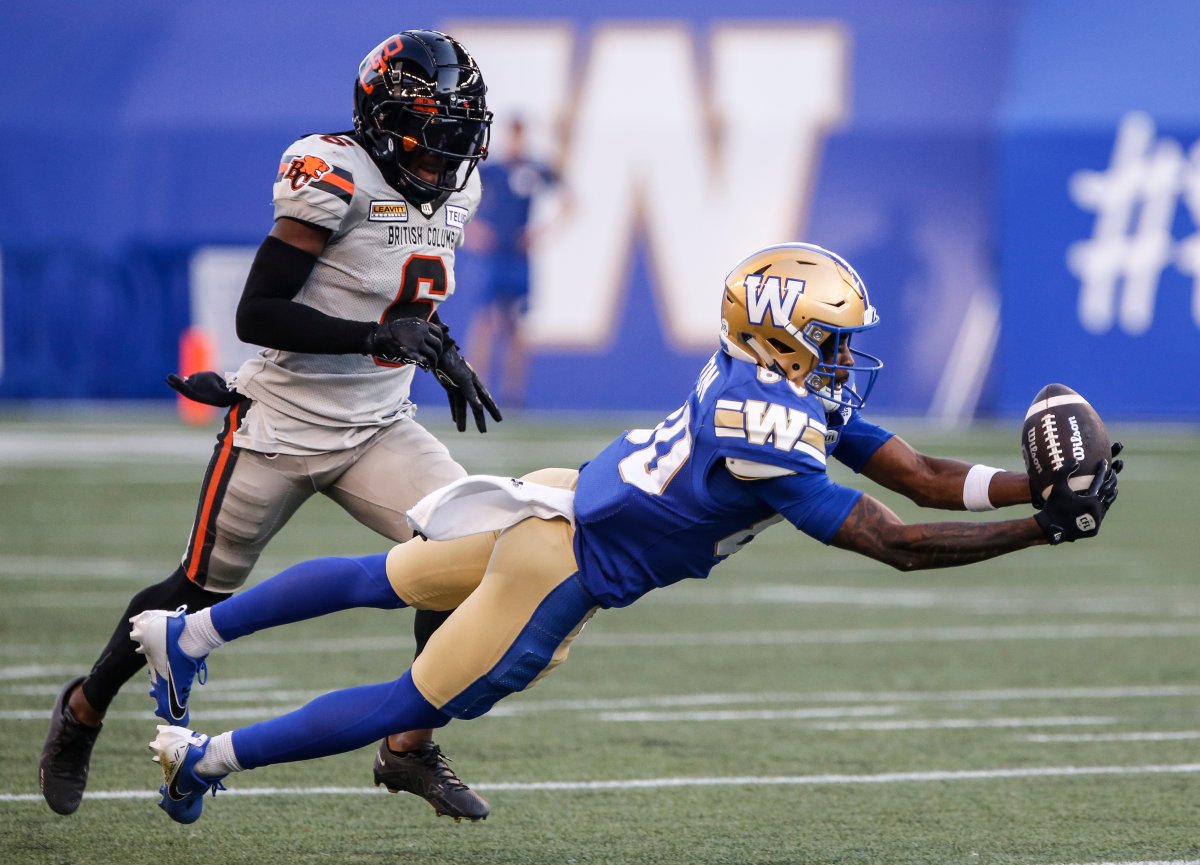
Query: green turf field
[[2, 409, 1198, 865]]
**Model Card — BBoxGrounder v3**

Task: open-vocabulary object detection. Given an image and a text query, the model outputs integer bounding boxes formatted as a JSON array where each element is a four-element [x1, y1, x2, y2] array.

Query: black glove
[[435, 338, 502, 433], [1034, 459, 1109, 544], [166, 371, 241, 407], [1030, 440, 1123, 509], [363, 318, 442, 369], [1098, 442, 1123, 514]]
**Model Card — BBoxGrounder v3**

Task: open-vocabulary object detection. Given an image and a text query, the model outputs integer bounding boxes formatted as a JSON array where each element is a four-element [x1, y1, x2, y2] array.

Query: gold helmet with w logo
[[719, 242, 883, 409]]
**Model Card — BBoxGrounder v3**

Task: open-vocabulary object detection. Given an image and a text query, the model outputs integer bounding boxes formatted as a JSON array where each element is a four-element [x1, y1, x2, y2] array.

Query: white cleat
[[148, 724, 224, 824], [130, 607, 206, 726]]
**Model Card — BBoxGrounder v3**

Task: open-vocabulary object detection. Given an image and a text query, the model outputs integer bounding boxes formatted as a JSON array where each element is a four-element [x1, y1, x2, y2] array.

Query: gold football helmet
[[720, 242, 882, 409]]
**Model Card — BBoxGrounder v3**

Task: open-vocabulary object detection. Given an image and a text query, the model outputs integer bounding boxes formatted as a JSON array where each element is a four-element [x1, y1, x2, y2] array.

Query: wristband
[[963, 464, 1002, 512]]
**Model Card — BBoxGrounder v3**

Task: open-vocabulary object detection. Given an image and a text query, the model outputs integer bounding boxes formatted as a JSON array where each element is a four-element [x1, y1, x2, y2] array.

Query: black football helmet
[[353, 30, 492, 203]]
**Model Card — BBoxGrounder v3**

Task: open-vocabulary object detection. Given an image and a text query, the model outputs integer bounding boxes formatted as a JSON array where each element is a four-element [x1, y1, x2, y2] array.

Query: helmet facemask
[[365, 100, 490, 201], [806, 329, 884, 412]]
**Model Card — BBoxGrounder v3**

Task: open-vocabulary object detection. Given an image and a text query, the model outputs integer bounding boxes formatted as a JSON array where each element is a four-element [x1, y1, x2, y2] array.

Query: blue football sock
[[210, 553, 402, 641], [229, 671, 449, 769]]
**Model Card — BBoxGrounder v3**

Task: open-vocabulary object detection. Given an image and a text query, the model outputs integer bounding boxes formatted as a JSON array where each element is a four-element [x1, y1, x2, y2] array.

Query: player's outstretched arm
[[831, 493, 1043, 571], [859, 436, 1030, 511], [832, 459, 1115, 570]]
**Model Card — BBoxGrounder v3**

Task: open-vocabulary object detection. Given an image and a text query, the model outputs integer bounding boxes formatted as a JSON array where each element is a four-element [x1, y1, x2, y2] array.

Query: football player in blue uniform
[[127, 242, 1120, 824]]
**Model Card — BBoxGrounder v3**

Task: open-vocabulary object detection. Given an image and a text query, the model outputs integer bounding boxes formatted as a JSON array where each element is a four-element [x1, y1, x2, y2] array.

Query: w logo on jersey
[[284, 155, 331, 191], [743, 275, 806, 327]]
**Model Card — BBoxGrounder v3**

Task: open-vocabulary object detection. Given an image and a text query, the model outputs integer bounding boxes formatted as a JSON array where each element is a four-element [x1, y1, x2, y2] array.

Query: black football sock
[[412, 607, 453, 659]]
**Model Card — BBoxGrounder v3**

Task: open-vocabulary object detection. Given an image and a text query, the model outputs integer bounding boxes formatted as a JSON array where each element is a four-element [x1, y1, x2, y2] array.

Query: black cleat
[[372, 740, 489, 821], [39, 676, 102, 815]]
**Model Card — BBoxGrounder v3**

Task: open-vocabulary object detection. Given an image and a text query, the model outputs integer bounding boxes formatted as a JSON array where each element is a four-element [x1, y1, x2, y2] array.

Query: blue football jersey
[[572, 351, 872, 608], [825, 402, 895, 473]]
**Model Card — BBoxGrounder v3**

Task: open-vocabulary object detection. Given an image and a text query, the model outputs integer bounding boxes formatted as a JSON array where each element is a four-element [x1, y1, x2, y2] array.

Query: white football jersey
[[228, 133, 481, 454]]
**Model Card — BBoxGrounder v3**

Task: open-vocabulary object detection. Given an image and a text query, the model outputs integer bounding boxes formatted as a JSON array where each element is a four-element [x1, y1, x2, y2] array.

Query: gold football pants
[[384, 468, 598, 718]]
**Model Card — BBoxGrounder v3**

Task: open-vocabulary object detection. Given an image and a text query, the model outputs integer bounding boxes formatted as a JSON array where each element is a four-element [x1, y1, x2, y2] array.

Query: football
[[1021, 383, 1111, 503]]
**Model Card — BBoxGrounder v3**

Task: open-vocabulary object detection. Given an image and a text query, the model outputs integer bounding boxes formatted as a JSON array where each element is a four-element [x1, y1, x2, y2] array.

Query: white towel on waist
[[406, 474, 576, 540]]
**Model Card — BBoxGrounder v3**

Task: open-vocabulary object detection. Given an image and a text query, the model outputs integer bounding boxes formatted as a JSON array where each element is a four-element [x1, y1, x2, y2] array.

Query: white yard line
[[595, 705, 1110, 725], [0, 431, 210, 465], [1024, 731, 1200, 743], [7, 621, 1199, 661], [0, 709, 1117, 731], [0, 664, 83, 681], [0, 707, 284, 721], [655, 585, 1200, 617], [597, 705, 900, 722], [4, 762, 1200, 804], [6, 675, 1200, 710], [7, 559, 1196, 617], [1047, 861, 1200, 865], [579, 622, 1200, 647], [806, 716, 1115, 731], [3, 678, 280, 696], [598, 711, 1116, 729], [0, 557, 152, 578], [493, 684, 1200, 713]]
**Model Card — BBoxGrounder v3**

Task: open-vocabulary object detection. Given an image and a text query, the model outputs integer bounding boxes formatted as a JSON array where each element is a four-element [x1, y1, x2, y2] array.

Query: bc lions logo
[[284, 155, 331, 191]]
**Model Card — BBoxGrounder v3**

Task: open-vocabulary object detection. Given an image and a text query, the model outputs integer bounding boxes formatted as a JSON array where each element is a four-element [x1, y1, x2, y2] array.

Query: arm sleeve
[[831, 411, 896, 473], [750, 467, 863, 544], [235, 235, 375, 353]]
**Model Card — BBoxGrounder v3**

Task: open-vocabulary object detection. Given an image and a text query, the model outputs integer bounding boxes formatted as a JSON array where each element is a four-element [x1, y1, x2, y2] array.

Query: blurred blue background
[[2, 0, 1198, 421]]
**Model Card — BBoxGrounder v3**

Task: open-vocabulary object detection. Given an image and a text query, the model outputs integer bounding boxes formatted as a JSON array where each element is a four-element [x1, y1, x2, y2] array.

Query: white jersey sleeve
[[273, 135, 360, 230]]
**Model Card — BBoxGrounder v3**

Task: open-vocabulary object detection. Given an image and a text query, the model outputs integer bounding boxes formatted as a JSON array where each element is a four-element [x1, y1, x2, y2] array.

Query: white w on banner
[[449, 23, 850, 350], [1068, 111, 1200, 336]]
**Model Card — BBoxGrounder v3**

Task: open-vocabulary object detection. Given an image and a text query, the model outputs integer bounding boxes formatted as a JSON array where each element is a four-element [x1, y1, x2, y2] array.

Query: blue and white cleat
[[129, 607, 207, 726], [149, 725, 226, 824]]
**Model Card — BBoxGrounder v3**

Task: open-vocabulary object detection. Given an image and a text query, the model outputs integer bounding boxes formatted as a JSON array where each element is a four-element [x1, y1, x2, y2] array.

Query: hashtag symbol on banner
[[1067, 110, 1200, 335]]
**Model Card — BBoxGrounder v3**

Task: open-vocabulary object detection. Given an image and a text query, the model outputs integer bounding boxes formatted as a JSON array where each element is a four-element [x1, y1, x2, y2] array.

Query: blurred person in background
[[39, 29, 500, 823], [465, 116, 570, 407]]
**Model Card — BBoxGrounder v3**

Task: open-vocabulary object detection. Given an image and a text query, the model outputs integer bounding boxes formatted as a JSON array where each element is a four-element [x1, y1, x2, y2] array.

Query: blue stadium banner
[[1, 1, 1198, 420]]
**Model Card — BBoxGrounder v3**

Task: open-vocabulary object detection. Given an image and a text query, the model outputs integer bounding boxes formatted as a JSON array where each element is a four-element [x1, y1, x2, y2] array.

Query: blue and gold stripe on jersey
[[713, 397, 828, 464]]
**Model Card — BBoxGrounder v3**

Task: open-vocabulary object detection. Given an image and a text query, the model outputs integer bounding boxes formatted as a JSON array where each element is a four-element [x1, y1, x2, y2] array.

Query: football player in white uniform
[[40, 30, 499, 821]]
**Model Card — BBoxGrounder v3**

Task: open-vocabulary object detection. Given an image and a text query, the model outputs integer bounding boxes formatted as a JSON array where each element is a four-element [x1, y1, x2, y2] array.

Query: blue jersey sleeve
[[749, 467, 862, 544], [829, 410, 895, 473]]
